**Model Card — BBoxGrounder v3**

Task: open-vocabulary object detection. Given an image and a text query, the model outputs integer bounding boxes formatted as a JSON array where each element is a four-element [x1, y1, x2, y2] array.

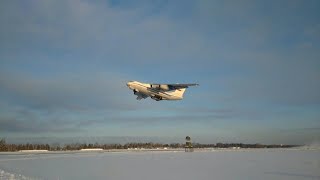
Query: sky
[[0, 0, 319, 145]]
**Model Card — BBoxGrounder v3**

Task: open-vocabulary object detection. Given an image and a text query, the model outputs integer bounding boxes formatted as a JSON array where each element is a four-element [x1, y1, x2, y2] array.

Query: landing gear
[[151, 95, 162, 101]]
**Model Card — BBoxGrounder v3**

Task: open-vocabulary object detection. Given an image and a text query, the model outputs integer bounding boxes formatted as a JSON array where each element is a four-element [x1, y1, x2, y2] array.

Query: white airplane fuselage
[[126, 81, 184, 101]]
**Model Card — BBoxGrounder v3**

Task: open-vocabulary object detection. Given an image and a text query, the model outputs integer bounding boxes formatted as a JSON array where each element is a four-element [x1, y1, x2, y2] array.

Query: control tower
[[185, 136, 194, 152]]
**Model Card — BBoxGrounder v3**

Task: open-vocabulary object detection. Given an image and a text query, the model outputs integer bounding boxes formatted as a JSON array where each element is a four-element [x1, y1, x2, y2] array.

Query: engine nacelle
[[150, 84, 173, 91], [159, 85, 170, 91], [150, 84, 160, 89]]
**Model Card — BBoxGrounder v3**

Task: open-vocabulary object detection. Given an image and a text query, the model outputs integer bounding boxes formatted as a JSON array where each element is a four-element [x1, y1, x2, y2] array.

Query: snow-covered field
[[0, 149, 319, 180]]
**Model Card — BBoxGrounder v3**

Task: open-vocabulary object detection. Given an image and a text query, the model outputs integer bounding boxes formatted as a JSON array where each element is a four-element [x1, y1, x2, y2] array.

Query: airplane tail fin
[[169, 88, 187, 98]]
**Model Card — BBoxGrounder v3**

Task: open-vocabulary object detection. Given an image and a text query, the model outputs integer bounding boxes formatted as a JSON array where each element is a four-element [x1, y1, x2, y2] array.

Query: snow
[[0, 149, 319, 180], [80, 148, 103, 151], [18, 150, 49, 153]]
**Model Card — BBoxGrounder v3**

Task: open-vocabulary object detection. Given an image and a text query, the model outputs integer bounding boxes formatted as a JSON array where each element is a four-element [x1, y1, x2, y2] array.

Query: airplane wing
[[166, 83, 199, 88], [135, 92, 148, 100]]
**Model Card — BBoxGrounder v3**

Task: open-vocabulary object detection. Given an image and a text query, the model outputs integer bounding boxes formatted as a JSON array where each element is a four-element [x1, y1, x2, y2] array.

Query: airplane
[[126, 81, 199, 101]]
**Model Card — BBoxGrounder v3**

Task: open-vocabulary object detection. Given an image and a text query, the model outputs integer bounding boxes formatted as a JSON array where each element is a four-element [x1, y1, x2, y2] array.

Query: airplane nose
[[126, 82, 132, 88], [127, 82, 134, 90]]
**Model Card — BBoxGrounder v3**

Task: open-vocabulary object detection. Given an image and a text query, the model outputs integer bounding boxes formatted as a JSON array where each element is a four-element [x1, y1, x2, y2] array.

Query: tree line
[[0, 138, 298, 152]]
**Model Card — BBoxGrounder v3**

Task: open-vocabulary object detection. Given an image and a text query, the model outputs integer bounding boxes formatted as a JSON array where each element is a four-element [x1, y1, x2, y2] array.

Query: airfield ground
[[0, 148, 319, 180]]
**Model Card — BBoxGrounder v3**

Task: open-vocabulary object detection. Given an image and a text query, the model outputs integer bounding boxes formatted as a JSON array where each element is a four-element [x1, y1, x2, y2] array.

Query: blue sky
[[0, 0, 319, 145]]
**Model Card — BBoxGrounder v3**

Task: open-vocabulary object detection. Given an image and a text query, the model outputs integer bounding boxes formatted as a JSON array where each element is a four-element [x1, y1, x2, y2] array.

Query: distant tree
[[0, 138, 301, 152], [45, 144, 50, 150], [0, 138, 7, 151], [94, 142, 99, 148]]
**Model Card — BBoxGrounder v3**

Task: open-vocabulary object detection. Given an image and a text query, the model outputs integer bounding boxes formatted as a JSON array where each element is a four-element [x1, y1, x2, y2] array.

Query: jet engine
[[159, 85, 170, 91], [150, 84, 160, 89], [150, 84, 171, 91]]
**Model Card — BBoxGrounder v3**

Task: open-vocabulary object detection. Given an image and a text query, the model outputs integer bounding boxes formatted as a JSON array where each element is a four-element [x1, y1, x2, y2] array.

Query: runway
[[0, 148, 319, 180]]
